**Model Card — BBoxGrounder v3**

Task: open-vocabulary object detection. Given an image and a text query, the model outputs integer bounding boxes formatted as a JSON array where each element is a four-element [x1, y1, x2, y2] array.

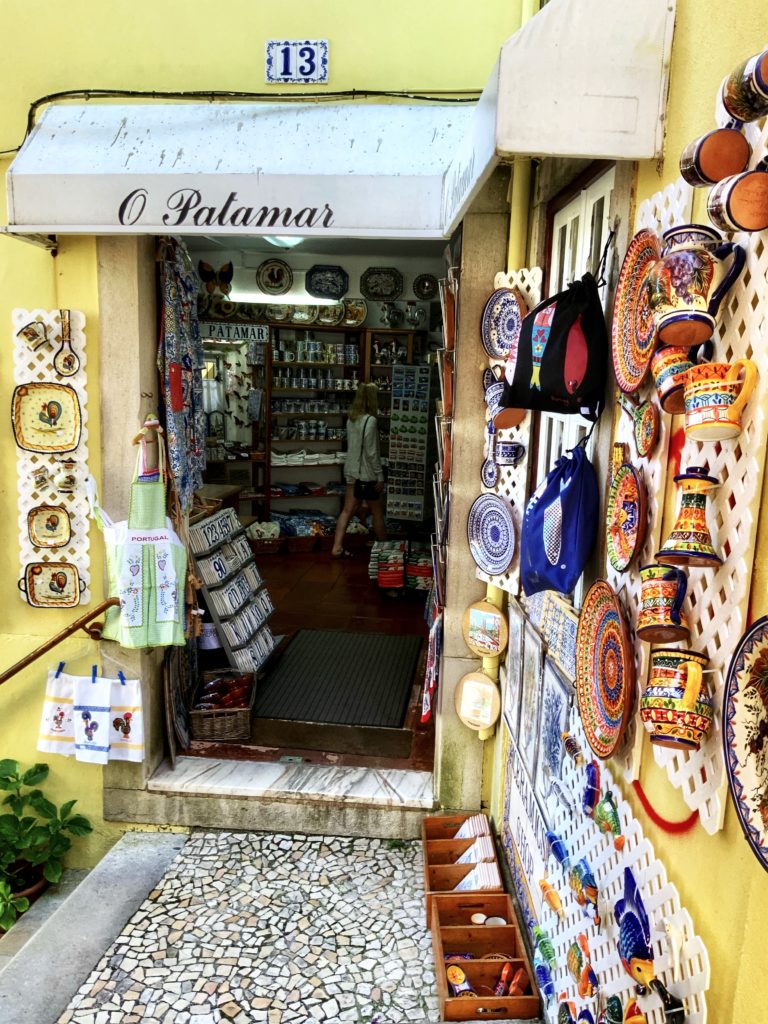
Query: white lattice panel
[[475, 269, 543, 595], [649, 118, 768, 834], [12, 309, 91, 604], [502, 707, 710, 1024], [635, 178, 694, 238]]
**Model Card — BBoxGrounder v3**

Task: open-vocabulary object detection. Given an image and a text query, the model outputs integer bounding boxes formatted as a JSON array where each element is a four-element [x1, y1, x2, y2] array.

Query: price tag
[[266, 39, 329, 84]]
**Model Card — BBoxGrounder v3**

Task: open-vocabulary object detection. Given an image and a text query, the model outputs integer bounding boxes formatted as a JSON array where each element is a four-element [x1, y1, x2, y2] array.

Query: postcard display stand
[[12, 309, 91, 607], [386, 363, 438, 522], [189, 509, 277, 674]]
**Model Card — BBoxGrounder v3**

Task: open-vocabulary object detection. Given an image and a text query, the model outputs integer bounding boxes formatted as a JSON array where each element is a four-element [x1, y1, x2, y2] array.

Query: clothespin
[[118, 671, 126, 687], [91, 665, 98, 684], [55, 661, 65, 678]]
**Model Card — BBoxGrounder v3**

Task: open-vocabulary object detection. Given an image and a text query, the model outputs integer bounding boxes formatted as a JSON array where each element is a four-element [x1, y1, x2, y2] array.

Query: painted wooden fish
[[562, 731, 585, 766], [568, 858, 600, 927], [533, 955, 555, 1002], [564, 318, 589, 395], [567, 933, 599, 998], [539, 877, 565, 921], [546, 830, 571, 868], [558, 1001, 577, 1024], [530, 303, 556, 389], [598, 996, 624, 1024], [582, 759, 601, 817], [594, 790, 625, 850], [533, 924, 556, 971], [548, 778, 575, 815]]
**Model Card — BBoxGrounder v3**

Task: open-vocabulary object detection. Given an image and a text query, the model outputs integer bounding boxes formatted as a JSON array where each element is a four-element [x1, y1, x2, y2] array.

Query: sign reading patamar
[[200, 323, 269, 343], [118, 188, 335, 230]]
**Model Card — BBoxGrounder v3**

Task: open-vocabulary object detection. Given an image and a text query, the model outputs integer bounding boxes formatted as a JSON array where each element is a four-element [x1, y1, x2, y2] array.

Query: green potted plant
[[0, 759, 92, 929]]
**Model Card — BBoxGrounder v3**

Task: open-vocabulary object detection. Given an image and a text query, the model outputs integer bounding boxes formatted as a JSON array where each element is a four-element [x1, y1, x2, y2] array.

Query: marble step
[[104, 756, 436, 838]]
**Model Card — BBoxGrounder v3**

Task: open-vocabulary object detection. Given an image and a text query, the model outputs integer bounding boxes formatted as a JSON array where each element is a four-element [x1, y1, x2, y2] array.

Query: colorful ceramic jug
[[646, 224, 745, 346], [657, 467, 722, 566], [650, 341, 711, 414], [640, 648, 713, 750], [637, 564, 689, 643], [683, 358, 758, 441]]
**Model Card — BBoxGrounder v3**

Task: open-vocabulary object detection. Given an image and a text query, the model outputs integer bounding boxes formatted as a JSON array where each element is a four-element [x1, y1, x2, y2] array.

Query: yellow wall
[[0, 1, 520, 866]]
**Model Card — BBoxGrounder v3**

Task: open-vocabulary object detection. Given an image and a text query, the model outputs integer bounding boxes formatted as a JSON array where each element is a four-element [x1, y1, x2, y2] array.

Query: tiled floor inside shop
[[57, 831, 439, 1024]]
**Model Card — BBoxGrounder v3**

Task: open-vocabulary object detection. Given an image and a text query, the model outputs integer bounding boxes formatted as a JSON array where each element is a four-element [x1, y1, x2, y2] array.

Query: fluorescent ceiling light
[[263, 235, 305, 249], [229, 288, 339, 306]]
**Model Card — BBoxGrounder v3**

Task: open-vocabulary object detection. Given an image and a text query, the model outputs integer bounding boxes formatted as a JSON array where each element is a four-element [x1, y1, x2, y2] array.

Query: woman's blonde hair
[[348, 382, 379, 421]]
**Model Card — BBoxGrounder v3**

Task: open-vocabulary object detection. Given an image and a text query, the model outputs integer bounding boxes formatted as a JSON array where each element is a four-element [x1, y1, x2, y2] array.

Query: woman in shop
[[331, 382, 387, 558]]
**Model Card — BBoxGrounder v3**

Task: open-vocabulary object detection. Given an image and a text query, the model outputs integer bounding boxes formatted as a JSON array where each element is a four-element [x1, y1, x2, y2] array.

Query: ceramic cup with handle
[[683, 358, 758, 441], [720, 48, 768, 123], [640, 648, 713, 751], [636, 563, 689, 643], [680, 125, 751, 187], [707, 158, 768, 233]]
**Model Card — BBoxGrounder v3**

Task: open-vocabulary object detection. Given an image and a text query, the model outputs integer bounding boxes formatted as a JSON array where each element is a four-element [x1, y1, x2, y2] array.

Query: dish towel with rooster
[[37, 664, 76, 758], [72, 669, 113, 764], [108, 673, 144, 762]]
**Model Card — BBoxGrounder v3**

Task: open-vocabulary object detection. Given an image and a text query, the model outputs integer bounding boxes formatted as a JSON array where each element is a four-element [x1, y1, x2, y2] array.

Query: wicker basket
[[248, 536, 285, 555], [285, 535, 318, 553], [188, 672, 255, 742], [189, 496, 223, 525]]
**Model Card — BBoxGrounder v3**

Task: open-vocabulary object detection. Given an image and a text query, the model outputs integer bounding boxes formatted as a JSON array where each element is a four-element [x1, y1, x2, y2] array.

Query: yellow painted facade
[[0, 2, 767, 1017]]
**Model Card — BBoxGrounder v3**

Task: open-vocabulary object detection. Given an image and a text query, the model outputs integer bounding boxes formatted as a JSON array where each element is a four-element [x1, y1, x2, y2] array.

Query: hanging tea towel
[[72, 668, 112, 765], [108, 672, 144, 763], [37, 663, 75, 758]]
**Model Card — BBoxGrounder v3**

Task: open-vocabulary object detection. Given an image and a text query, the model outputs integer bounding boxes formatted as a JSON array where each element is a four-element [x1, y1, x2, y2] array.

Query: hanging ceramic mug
[[636, 564, 689, 643], [680, 126, 751, 187], [720, 48, 768, 123], [650, 341, 712, 414], [640, 648, 713, 751], [495, 441, 525, 467], [707, 158, 768, 233], [683, 358, 758, 441]]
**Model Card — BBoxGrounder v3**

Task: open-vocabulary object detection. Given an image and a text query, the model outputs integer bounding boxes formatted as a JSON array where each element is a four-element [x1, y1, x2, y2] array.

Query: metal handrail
[[0, 597, 121, 686]]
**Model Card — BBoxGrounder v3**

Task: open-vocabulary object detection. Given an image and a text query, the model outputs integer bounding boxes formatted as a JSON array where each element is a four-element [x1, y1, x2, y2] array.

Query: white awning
[[6, 102, 474, 239], [441, 0, 676, 233]]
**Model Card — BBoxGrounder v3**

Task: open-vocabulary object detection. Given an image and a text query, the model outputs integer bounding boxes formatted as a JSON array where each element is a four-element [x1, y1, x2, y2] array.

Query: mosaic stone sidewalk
[[57, 831, 439, 1024]]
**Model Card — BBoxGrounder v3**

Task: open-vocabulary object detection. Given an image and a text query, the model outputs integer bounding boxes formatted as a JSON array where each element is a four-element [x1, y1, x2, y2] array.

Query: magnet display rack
[[189, 508, 277, 675]]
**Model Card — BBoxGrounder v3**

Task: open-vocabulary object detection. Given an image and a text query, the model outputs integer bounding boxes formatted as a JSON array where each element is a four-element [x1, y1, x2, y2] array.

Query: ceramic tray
[[27, 504, 72, 549], [360, 267, 403, 301], [481, 288, 527, 360], [12, 382, 82, 454], [611, 229, 661, 393], [467, 493, 516, 577], [19, 561, 84, 608], [575, 579, 634, 758], [256, 258, 293, 296], [305, 265, 349, 301], [724, 615, 768, 872]]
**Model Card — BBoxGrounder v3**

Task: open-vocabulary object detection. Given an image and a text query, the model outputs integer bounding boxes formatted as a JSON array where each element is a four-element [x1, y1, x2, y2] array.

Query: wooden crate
[[421, 812, 491, 842], [421, 815, 499, 924], [436, 959, 539, 1021], [430, 893, 518, 928]]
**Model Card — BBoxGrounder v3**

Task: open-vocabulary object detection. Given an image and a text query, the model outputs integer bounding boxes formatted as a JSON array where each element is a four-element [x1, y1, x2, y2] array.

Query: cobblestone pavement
[[58, 831, 439, 1024]]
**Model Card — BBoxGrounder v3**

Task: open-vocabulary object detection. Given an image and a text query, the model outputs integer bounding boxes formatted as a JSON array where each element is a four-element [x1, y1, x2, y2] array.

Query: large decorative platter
[[316, 302, 345, 327], [256, 258, 293, 296], [28, 504, 72, 549], [12, 382, 82, 453], [305, 265, 349, 301], [575, 580, 634, 758], [611, 229, 661, 393], [413, 273, 438, 300], [467, 493, 516, 577], [606, 463, 647, 572], [360, 267, 403, 301], [480, 287, 526, 360], [724, 615, 768, 872], [341, 298, 368, 327]]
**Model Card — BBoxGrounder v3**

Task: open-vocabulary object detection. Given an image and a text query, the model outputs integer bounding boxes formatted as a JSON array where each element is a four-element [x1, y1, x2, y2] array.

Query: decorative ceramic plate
[[611, 229, 662, 393], [413, 273, 438, 300], [575, 580, 635, 758], [481, 288, 527, 360], [606, 463, 647, 571], [18, 561, 84, 608], [256, 259, 293, 296], [360, 267, 403, 301], [305, 265, 349, 301], [290, 305, 319, 325], [12, 382, 82, 454], [341, 298, 368, 326], [724, 615, 768, 872], [265, 304, 290, 322], [467, 493, 516, 576], [27, 504, 71, 549], [316, 302, 345, 326]]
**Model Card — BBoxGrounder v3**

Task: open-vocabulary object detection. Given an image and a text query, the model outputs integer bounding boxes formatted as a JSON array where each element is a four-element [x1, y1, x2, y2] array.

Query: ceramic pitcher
[[683, 359, 758, 441], [636, 564, 689, 643], [657, 467, 722, 567], [647, 224, 745, 346], [640, 648, 713, 751]]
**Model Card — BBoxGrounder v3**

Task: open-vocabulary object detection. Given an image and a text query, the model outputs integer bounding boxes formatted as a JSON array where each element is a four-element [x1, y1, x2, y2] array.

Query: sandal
[[331, 549, 354, 559]]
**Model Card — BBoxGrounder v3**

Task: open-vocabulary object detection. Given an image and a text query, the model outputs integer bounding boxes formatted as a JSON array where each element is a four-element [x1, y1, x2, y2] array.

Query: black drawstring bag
[[499, 241, 612, 423]]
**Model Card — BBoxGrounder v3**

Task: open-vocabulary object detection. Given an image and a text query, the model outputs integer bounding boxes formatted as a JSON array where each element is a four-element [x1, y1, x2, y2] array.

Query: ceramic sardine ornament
[[582, 759, 602, 817], [530, 303, 556, 389], [562, 731, 585, 766], [548, 777, 575, 815], [594, 790, 625, 850], [533, 924, 557, 971], [539, 877, 565, 922], [558, 1001, 578, 1024], [598, 996, 624, 1024], [568, 858, 600, 927], [546, 830, 571, 868], [566, 932, 599, 998], [533, 956, 555, 1002]]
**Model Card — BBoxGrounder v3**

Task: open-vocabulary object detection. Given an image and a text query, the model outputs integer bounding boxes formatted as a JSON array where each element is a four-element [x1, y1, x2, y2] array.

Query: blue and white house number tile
[[265, 40, 329, 84]]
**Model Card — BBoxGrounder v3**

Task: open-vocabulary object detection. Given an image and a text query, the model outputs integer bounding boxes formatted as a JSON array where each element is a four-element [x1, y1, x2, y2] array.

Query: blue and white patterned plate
[[481, 288, 526, 360], [467, 493, 516, 576], [481, 457, 499, 489]]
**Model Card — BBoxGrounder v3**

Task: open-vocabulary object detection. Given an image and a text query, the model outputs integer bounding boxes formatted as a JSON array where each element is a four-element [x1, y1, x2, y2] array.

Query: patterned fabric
[[157, 240, 206, 510]]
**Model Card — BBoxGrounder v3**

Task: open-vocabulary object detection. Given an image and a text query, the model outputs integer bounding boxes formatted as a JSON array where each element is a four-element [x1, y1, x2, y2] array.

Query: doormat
[[254, 629, 423, 728]]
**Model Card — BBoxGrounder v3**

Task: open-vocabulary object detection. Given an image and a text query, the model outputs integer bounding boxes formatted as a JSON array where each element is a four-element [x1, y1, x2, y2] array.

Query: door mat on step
[[254, 629, 422, 728]]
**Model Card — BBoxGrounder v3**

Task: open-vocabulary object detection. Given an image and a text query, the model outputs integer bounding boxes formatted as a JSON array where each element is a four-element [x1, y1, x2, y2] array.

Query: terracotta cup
[[636, 564, 689, 643], [680, 126, 751, 187], [707, 158, 768, 233], [650, 341, 710, 414], [640, 648, 713, 751], [720, 49, 768, 123], [683, 359, 758, 441]]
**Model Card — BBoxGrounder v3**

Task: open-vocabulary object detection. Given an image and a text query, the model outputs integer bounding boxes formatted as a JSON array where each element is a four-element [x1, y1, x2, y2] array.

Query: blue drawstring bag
[[520, 441, 599, 596]]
